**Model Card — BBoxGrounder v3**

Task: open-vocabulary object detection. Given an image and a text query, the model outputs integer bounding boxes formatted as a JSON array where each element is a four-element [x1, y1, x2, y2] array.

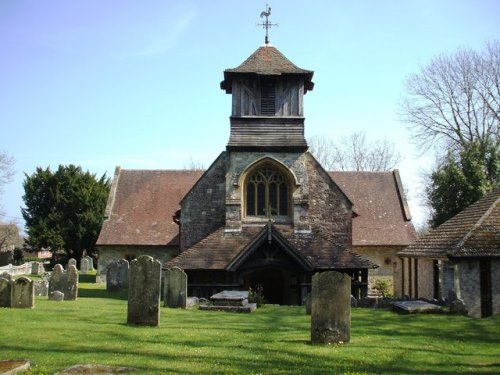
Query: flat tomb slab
[[200, 303, 257, 313], [392, 300, 443, 314], [210, 290, 248, 301], [0, 359, 30, 375]]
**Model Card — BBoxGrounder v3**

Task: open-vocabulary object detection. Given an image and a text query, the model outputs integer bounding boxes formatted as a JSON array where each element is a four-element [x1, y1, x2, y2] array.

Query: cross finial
[[258, 4, 278, 45]]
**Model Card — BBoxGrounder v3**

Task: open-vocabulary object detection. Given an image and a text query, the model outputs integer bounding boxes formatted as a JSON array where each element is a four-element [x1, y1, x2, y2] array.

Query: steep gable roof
[[221, 45, 314, 93], [399, 188, 499, 258], [96, 168, 203, 247], [329, 171, 416, 247]]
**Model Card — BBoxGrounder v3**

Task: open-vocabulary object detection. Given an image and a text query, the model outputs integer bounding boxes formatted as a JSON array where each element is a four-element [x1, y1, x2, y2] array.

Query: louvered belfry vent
[[260, 82, 276, 115]]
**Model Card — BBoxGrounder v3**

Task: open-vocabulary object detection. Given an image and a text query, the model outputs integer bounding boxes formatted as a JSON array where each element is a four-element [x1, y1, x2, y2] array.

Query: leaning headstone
[[311, 271, 351, 344], [35, 280, 49, 297], [49, 290, 64, 301], [106, 259, 129, 292], [49, 264, 78, 301], [0, 276, 12, 307], [351, 295, 358, 308], [68, 258, 77, 269], [164, 267, 187, 308], [127, 255, 161, 326], [11, 276, 34, 308]]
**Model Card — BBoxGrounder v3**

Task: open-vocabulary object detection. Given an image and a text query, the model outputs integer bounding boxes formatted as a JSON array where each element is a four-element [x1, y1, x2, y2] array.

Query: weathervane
[[258, 4, 278, 45]]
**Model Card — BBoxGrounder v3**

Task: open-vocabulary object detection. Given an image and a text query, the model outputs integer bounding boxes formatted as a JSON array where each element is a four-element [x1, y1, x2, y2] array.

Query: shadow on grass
[[78, 286, 128, 300]]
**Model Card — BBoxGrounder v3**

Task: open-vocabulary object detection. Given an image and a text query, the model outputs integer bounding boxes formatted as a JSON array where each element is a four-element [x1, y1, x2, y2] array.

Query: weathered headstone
[[49, 264, 78, 301], [85, 256, 94, 270], [127, 255, 161, 326], [311, 271, 351, 344], [11, 276, 34, 308], [450, 299, 468, 315], [0, 276, 12, 307], [31, 262, 44, 275], [49, 290, 64, 301], [35, 280, 49, 296], [106, 259, 129, 292], [68, 258, 77, 269], [80, 257, 90, 274], [164, 267, 187, 308]]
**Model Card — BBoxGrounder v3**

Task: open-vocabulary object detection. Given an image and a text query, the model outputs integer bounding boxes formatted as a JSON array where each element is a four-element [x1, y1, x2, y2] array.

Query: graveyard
[[0, 272, 499, 374]]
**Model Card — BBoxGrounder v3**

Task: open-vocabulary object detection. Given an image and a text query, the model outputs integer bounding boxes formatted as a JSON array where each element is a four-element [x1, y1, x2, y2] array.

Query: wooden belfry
[[258, 5, 278, 45]]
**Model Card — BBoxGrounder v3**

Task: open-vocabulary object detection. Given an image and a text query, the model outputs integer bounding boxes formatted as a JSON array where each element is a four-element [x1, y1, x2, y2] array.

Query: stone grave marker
[[164, 267, 187, 308], [80, 257, 90, 274], [127, 255, 161, 326], [85, 255, 94, 270], [68, 258, 77, 269], [49, 264, 78, 301], [106, 259, 129, 292], [11, 276, 34, 308], [311, 271, 351, 344], [0, 276, 12, 307], [35, 280, 49, 296], [49, 290, 64, 301], [31, 261, 44, 275]]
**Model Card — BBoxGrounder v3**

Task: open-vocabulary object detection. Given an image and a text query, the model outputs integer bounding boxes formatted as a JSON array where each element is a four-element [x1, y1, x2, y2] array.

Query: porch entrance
[[243, 268, 299, 305]]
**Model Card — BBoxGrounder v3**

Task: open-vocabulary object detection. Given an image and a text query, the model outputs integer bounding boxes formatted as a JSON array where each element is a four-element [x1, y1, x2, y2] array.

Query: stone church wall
[[180, 153, 227, 250], [492, 260, 500, 316], [456, 260, 481, 318]]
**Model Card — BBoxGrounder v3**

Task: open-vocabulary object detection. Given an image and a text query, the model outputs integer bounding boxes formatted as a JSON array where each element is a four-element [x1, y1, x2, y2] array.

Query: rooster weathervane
[[258, 4, 278, 45]]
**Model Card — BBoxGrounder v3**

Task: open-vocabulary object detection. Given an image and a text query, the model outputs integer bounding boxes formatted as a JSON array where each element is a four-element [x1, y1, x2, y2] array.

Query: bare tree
[[308, 131, 403, 171], [183, 156, 205, 171], [0, 151, 15, 216], [400, 40, 499, 154]]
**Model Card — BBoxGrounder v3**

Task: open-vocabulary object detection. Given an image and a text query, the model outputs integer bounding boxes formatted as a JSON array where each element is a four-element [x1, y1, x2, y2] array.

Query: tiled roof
[[96, 168, 203, 246], [329, 171, 416, 247], [399, 188, 499, 258], [221, 45, 314, 93], [166, 224, 377, 270]]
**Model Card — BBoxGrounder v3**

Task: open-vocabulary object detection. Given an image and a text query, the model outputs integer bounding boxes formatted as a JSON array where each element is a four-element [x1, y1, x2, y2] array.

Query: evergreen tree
[[22, 165, 110, 259]]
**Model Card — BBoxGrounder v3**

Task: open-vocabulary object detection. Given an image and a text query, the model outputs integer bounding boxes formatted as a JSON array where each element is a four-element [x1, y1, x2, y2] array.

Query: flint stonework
[[35, 280, 49, 296], [127, 255, 161, 326], [0, 276, 12, 307], [106, 259, 129, 292], [11, 276, 34, 308], [164, 267, 187, 308], [311, 271, 351, 344]]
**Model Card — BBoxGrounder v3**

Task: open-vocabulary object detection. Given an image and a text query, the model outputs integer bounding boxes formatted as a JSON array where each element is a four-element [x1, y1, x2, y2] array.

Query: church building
[[96, 37, 416, 304]]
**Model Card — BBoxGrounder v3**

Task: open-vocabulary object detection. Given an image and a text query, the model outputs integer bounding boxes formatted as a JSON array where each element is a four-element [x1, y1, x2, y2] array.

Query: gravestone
[[68, 258, 77, 269], [35, 280, 49, 296], [311, 271, 351, 344], [49, 290, 64, 301], [127, 255, 161, 326], [31, 261, 44, 275], [164, 267, 187, 308], [85, 256, 94, 270], [49, 264, 78, 301], [0, 276, 12, 307], [80, 257, 91, 274], [106, 259, 129, 292], [11, 276, 34, 308]]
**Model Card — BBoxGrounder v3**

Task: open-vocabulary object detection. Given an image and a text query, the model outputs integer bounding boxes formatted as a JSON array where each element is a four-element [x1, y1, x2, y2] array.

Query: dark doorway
[[244, 268, 297, 305], [433, 260, 440, 300], [479, 260, 492, 318]]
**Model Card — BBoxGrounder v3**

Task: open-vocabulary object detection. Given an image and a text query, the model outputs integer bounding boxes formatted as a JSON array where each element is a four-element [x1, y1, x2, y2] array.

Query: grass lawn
[[0, 278, 499, 374]]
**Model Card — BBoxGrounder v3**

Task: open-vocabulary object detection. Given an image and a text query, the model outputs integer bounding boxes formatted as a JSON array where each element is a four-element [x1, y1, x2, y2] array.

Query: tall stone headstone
[[31, 262, 44, 275], [68, 258, 77, 269], [49, 264, 78, 301], [164, 267, 187, 308], [106, 259, 129, 292], [85, 256, 94, 270], [80, 257, 90, 274], [311, 271, 351, 344], [127, 255, 161, 326], [0, 276, 12, 307], [11, 276, 34, 308]]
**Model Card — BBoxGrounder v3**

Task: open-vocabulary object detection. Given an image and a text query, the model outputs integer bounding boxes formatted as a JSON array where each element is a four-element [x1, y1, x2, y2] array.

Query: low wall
[[0, 262, 45, 276]]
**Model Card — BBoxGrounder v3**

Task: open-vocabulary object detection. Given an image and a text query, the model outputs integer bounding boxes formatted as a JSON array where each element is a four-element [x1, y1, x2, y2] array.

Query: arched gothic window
[[245, 166, 289, 217]]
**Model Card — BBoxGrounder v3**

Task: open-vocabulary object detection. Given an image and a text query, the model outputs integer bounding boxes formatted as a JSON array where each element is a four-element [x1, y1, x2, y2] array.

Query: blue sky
[[1, 0, 499, 231]]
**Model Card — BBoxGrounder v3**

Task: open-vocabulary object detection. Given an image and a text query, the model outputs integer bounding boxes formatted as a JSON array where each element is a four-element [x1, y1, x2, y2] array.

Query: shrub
[[248, 283, 266, 307], [372, 278, 393, 298]]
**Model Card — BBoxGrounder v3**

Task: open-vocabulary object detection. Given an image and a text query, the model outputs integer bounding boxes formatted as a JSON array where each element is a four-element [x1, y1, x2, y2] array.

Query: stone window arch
[[245, 164, 290, 217]]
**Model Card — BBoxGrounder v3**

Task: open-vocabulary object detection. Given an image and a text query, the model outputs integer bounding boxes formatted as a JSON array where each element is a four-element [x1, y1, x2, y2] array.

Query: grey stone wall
[[180, 153, 227, 250], [457, 260, 481, 318], [97, 245, 178, 282]]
